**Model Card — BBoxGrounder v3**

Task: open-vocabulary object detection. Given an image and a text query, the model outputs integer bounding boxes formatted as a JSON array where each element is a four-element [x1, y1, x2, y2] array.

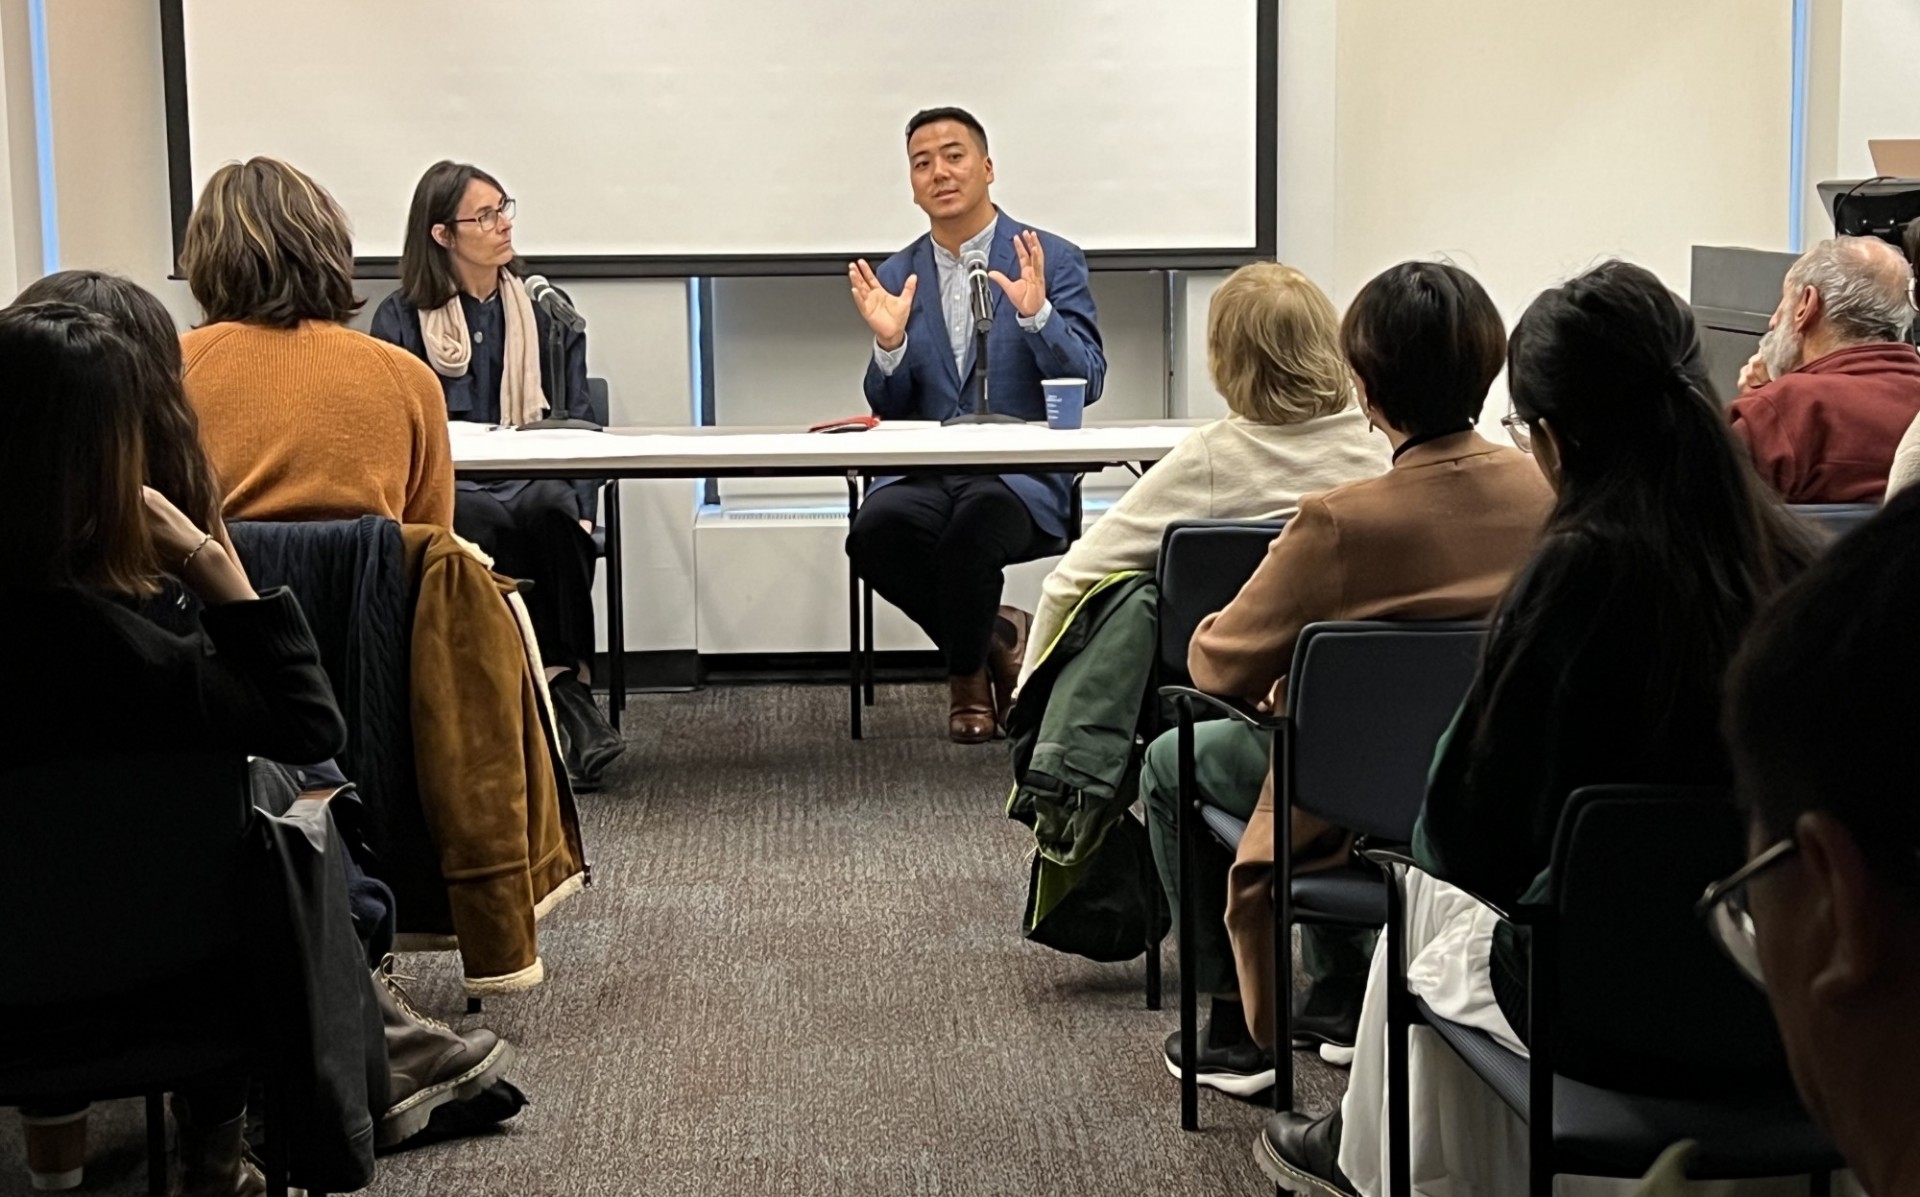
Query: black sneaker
[[1290, 979, 1362, 1051], [1161, 1005, 1276, 1098], [1254, 1109, 1358, 1197]]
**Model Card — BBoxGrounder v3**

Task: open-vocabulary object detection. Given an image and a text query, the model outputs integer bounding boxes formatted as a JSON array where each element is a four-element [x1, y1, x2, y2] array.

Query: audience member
[[1886, 407, 1920, 500], [371, 160, 621, 787], [178, 157, 454, 527], [6, 278, 523, 1191], [1708, 487, 1920, 1197], [1257, 261, 1815, 1197], [1730, 236, 1920, 502], [1141, 262, 1552, 1096], [1015, 262, 1384, 689]]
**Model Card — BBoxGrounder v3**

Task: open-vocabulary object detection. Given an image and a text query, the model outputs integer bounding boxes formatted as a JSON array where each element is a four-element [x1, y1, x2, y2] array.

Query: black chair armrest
[[1354, 845, 1546, 926], [1156, 685, 1281, 730], [1357, 843, 1420, 871]]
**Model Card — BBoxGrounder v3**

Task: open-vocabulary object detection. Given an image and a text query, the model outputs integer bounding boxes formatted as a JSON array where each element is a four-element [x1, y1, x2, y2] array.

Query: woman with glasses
[[1257, 261, 1817, 1197], [371, 161, 620, 788]]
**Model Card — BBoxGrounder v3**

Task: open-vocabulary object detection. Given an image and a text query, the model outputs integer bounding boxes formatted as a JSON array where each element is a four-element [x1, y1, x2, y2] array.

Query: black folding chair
[[582, 376, 626, 726], [1163, 619, 1484, 1130], [844, 476, 1085, 739], [0, 754, 310, 1197], [1789, 502, 1877, 542], [1374, 785, 1840, 1196]]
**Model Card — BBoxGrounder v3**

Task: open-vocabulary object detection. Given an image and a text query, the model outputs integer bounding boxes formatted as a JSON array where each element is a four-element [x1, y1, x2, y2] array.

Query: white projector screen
[[162, 0, 1275, 276]]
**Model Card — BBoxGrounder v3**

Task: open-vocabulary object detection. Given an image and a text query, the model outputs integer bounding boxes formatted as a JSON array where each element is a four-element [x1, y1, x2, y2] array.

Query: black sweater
[[0, 586, 346, 773]]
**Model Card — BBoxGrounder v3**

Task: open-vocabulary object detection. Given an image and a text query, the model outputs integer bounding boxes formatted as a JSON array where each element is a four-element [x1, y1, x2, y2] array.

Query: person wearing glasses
[[371, 161, 620, 789], [1693, 487, 1920, 1197], [1256, 262, 1816, 1197], [1729, 235, 1920, 504]]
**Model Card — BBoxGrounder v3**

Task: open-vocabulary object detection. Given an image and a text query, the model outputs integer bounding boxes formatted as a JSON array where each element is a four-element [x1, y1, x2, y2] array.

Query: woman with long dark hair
[[369, 160, 620, 788], [1257, 261, 1816, 1197]]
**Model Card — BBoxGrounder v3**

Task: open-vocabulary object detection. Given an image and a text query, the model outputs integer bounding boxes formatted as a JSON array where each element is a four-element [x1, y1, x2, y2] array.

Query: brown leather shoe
[[987, 606, 1031, 726], [948, 670, 997, 744]]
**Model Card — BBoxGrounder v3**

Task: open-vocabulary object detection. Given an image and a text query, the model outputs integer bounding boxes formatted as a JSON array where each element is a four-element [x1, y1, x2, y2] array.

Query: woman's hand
[[144, 486, 256, 605]]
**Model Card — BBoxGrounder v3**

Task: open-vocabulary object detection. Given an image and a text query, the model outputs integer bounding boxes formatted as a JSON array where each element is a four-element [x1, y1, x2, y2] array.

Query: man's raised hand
[[849, 259, 917, 351], [988, 229, 1048, 319]]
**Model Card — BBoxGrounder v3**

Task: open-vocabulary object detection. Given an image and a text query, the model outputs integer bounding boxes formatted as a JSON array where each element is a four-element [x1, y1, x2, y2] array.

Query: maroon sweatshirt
[[1729, 342, 1920, 503]]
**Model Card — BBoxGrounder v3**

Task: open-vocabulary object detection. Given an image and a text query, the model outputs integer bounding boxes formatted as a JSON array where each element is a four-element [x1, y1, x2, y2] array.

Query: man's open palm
[[849, 259, 917, 350], [988, 229, 1048, 319]]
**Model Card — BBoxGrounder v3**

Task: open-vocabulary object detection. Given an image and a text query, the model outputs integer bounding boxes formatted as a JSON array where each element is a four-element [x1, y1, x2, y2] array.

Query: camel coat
[[1187, 432, 1553, 1047]]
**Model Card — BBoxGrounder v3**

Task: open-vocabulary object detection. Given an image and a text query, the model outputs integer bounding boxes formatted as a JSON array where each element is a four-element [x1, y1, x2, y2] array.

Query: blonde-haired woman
[[179, 156, 453, 528], [1016, 262, 1385, 687]]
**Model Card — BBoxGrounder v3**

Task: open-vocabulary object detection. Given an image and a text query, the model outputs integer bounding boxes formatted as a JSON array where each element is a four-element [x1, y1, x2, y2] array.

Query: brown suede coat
[[403, 525, 587, 993], [1186, 433, 1552, 1047]]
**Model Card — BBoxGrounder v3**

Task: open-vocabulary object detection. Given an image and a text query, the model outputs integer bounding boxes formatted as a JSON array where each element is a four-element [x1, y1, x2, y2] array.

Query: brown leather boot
[[373, 958, 514, 1149], [170, 1097, 269, 1197], [986, 605, 1031, 726], [947, 669, 997, 743]]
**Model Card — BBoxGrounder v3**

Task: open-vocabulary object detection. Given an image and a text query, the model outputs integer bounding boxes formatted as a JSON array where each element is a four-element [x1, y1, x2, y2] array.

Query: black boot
[[1160, 997, 1276, 1098], [1254, 1108, 1356, 1197], [549, 672, 624, 789]]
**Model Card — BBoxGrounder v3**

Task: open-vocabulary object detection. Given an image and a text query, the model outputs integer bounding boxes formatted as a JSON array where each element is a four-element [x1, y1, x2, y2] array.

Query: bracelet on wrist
[[179, 533, 214, 572]]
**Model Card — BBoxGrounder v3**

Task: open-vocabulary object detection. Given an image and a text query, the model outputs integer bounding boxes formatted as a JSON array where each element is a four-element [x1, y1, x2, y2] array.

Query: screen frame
[[158, 0, 1277, 277]]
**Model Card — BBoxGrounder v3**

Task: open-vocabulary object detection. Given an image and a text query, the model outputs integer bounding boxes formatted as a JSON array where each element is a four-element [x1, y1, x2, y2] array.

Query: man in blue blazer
[[845, 106, 1106, 743]]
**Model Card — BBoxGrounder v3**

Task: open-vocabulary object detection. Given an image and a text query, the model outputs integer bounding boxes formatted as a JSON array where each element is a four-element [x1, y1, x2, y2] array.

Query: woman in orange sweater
[[179, 156, 454, 528]]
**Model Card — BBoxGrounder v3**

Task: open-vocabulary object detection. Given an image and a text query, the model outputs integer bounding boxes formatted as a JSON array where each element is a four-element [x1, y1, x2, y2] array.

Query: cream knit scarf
[[417, 270, 547, 426]]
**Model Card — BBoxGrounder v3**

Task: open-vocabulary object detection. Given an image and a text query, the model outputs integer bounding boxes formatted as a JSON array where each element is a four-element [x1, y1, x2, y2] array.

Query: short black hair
[[905, 107, 988, 155], [1340, 261, 1506, 437], [1726, 486, 1920, 895]]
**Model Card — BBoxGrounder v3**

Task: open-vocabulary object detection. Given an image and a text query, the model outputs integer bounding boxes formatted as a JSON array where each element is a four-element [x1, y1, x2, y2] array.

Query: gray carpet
[[0, 683, 1344, 1195]]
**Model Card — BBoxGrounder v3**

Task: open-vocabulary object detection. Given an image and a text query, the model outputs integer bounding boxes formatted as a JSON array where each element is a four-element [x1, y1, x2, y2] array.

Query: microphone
[[963, 249, 994, 333], [524, 274, 587, 332]]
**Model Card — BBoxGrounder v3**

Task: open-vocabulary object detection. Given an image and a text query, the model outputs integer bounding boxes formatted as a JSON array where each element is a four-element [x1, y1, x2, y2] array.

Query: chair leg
[[145, 1092, 167, 1197], [602, 481, 626, 728], [1387, 871, 1413, 1197], [846, 475, 863, 740], [1144, 933, 1162, 1010], [1274, 719, 1294, 1114], [261, 1083, 290, 1197], [862, 581, 877, 706], [1176, 698, 1200, 1132]]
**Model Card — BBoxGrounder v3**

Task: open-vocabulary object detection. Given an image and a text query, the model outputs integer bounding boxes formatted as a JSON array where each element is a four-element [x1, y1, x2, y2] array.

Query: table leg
[[604, 481, 626, 727], [846, 473, 863, 740]]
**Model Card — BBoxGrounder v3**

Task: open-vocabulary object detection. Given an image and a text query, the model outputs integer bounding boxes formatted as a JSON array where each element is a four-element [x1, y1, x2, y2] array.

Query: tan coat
[[1187, 432, 1553, 1047], [402, 526, 587, 994]]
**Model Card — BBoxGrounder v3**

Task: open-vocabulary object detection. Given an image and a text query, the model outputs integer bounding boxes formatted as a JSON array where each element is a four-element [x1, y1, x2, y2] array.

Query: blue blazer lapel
[[908, 236, 961, 393], [962, 213, 1020, 384]]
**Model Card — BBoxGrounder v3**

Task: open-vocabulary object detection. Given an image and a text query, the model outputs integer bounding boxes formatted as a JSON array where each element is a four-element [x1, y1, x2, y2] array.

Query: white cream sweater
[[1019, 408, 1389, 686]]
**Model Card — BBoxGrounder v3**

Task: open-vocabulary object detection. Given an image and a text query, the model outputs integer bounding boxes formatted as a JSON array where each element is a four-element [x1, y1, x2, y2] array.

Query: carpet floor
[[0, 683, 1344, 1196]]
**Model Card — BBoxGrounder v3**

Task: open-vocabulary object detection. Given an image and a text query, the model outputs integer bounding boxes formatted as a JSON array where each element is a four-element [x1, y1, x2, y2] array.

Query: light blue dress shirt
[[873, 213, 1054, 376]]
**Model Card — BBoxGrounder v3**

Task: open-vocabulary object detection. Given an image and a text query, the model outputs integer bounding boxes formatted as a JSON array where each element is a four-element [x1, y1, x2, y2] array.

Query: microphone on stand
[[963, 249, 995, 332], [517, 274, 601, 430]]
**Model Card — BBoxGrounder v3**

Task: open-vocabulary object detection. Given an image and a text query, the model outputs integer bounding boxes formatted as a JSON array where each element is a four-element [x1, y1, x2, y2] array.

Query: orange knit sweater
[[183, 321, 456, 527]]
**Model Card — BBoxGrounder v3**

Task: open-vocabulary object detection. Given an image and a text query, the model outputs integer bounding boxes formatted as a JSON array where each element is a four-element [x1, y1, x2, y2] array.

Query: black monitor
[[1819, 178, 1920, 247]]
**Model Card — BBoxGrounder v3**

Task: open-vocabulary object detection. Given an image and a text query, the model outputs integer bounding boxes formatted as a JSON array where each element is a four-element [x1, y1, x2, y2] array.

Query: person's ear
[[1796, 811, 1891, 1004], [431, 224, 453, 251], [1792, 285, 1824, 336], [984, 155, 994, 187], [1533, 417, 1565, 486]]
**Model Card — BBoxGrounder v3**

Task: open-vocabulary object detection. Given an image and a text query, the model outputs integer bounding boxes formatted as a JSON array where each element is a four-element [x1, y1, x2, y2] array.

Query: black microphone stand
[[520, 301, 601, 431], [943, 321, 1023, 426]]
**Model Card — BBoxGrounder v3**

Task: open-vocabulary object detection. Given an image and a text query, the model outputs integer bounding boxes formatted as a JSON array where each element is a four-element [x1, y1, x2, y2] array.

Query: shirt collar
[[932, 213, 999, 268]]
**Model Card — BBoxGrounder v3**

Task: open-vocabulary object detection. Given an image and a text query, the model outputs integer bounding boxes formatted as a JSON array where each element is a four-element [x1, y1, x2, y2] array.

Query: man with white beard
[[1730, 235, 1920, 503]]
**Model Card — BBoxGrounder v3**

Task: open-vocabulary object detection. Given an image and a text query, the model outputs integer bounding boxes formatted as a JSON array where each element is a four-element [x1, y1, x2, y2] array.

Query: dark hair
[[1502, 259, 1815, 719], [0, 302, 156, 594], [398, 160, 521, 310], [180, 157, 363, 328], [905, 107, 988, 154], [13, 271, 222, 530], [1341, 261, 1506, 436], [1727, 488, 1920, 894]]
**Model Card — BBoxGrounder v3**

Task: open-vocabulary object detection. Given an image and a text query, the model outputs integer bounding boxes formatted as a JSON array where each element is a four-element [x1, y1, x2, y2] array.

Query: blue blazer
[[861, 213, 1106, 539]]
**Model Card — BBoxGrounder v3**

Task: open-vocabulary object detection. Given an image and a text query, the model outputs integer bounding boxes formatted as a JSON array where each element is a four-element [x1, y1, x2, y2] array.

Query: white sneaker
[[1318, 1042, 1355, 1068]]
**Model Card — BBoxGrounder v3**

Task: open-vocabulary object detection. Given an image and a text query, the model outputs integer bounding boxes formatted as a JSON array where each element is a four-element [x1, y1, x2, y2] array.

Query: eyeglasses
[[446, 197, 515, 233], [1695, 837, 1797, 989], [1500, 413, 1533, 454]]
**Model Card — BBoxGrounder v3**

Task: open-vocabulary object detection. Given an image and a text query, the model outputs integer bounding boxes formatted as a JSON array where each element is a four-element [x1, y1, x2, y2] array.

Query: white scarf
[[417, 270, 547, 427]]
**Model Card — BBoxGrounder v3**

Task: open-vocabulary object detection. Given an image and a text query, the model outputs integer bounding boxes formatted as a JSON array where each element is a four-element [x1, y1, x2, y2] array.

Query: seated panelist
[[845, 106, 1107, 744], [370, 161, 622, 790]]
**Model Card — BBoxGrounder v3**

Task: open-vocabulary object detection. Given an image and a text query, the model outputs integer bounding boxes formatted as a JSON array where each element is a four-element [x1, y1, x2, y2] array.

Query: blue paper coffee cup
[[1043, 378, 1088, 430]]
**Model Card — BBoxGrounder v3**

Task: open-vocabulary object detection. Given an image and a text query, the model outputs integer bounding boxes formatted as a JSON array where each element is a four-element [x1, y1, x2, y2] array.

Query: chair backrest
[[1286, 620, 1486, 839], [1154, 518, 1287, 682], [0, 753, 250, 1006], [1549, 785, 1791, 1094], [584, 375, 610, 426], [1790, 502, 1877, 542]]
